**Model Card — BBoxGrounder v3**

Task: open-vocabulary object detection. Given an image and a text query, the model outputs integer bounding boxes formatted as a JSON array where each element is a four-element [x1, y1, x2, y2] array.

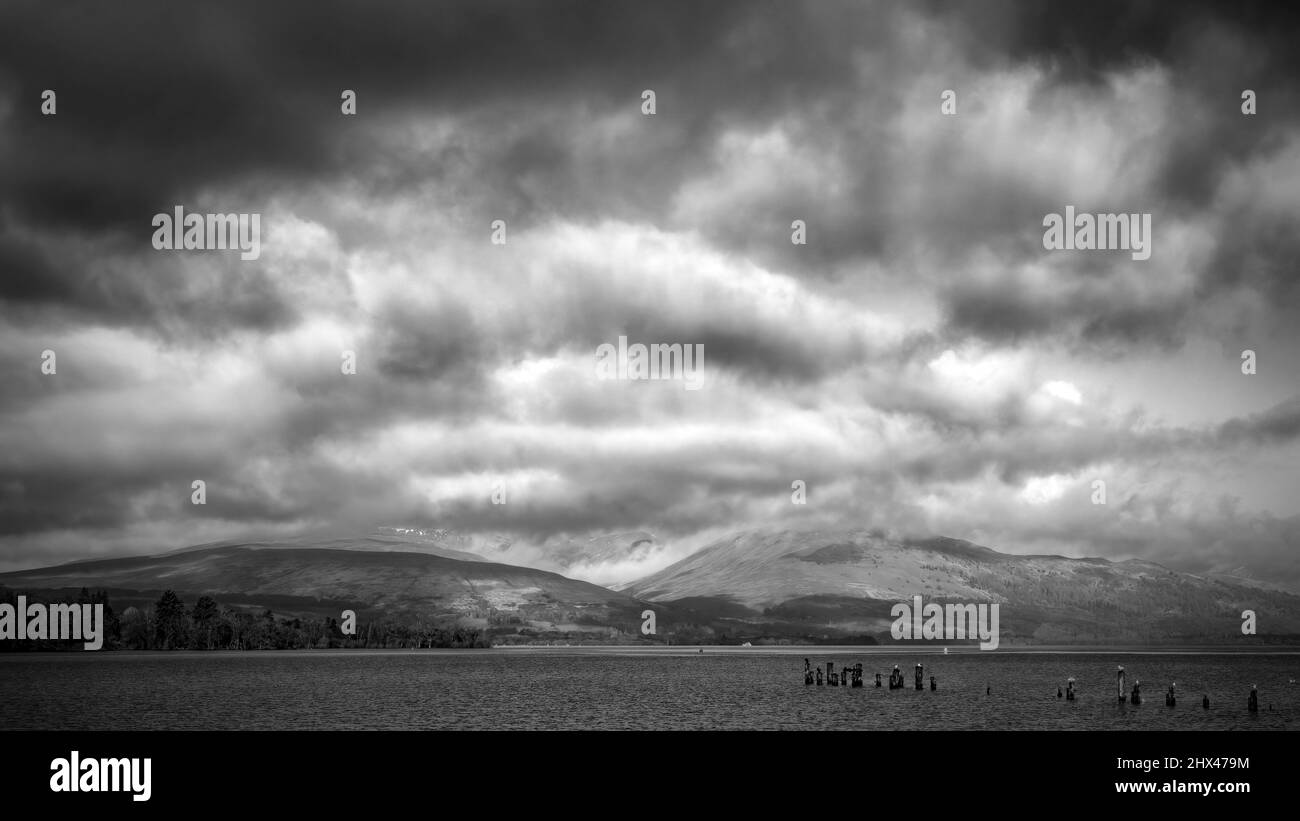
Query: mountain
[[627, 529, 1300, 644], [0, 543, 646, 639], [9, 528, 1297, 647]]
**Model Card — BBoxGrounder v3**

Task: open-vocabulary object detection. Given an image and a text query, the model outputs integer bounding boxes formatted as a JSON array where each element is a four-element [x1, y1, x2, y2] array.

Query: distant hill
[[0, 543, 647, 640], [8, 528, 1297, 647], [627, 529, 1300, 644]]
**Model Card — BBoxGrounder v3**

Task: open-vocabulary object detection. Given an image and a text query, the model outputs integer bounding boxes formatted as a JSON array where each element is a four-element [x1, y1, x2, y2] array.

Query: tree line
[[0, 588, 489, 650]]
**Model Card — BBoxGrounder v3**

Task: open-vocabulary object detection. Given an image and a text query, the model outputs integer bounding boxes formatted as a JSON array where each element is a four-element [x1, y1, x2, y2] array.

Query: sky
[[1, 0, 1298, 589]]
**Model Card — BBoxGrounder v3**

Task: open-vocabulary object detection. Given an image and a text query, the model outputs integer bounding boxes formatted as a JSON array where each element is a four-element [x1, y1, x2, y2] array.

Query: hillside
[[0, 544, 647, 641], [7, 528, 1298, 647], [627, 529, 1300, 644]]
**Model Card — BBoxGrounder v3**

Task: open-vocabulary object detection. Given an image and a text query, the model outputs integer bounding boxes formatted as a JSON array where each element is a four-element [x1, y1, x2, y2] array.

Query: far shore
[[4, 644, 1300, 658]]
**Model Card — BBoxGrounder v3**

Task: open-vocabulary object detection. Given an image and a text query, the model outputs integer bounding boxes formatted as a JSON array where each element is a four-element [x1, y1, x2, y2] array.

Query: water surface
[[2, 647, 1296, 730]]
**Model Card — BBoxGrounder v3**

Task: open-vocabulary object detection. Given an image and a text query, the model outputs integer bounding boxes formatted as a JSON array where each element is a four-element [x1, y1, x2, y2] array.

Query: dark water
[[2, 648, 1297, 730]]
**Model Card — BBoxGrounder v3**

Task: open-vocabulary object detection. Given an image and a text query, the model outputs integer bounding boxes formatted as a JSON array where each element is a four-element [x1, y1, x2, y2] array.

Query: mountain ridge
[[5, 528, 1297, 646], [626, 528, 1300, 643], [0, 543, 646, 642]]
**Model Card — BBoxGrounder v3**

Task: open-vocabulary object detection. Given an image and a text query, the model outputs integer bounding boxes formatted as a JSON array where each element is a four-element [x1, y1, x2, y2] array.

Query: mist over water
[[1, 649, 1296, 731]]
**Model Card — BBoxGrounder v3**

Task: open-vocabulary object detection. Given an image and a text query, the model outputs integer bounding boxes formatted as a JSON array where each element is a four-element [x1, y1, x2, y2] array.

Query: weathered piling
[[1117, 666, 1127, 704], [1248, 685, 1258, 713], [1131, 681, 1142, 705], [875, 671, 883, 688], [914, 663, 924, 691], [1066, 677, 1076, 701], [929, 675, 936, 691], [816, 667, 824, 686], [1165, 683, 1176, 707], [1202, 694, 1210, 709]]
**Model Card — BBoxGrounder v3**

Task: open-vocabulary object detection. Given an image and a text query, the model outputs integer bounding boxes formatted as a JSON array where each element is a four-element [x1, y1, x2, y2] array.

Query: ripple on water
[[0, 650, 1295, 730]]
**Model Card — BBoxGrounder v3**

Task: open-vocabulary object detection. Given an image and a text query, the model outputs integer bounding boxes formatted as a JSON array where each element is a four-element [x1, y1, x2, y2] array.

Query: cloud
[[0, 0, 1298, 590]]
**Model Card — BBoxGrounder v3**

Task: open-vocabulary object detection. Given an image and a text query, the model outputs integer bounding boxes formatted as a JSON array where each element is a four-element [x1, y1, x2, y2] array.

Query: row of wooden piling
[[1094, 665, 1264, 711], [803, 660, 1268, 712], [803, 659, 937, 691]]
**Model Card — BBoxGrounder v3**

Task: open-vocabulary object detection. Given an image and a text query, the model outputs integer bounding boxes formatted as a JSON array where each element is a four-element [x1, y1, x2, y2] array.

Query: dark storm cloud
[[943, 275, 1191, 350], [925, 0, 1300, 341], [372, 298, 493, 384], [0, 0, 755, 230], [0, 0, 751, 334], [1201, 200, 1300, 310], [1218, 396, 1300, 446], [4, 0, 1295, 339], [0, 472, 135, 536], [0, 228, 63, 303], [940, 0, 1300, 86], [0, 228, 298, 338]]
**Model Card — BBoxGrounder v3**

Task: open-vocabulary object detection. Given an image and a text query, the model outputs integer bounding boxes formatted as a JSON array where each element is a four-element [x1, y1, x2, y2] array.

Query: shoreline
[[4, 644, 1300, 659]]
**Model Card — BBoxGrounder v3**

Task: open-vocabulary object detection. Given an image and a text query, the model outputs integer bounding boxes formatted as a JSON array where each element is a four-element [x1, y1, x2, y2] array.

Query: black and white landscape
[[1, 0, 1299, 737], [3, 529, 1300, 648]]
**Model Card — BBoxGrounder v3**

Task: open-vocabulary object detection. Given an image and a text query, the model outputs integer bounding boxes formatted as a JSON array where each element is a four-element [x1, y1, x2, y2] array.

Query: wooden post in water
[[1248, 685, 1258, 713], [1066, 677, 1075, 701], [914, 663, 924, 691], [1117, 666, 1127, 704]]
